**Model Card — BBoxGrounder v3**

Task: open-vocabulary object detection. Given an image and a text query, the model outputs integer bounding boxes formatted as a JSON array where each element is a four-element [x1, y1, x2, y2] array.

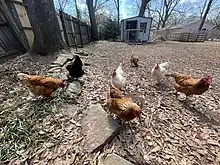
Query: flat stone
[[74, 51, 89, 56], [49, 64, 59, 68], [59, 73, 68, 80], [66, 81, 82, 96], [53, 54, 75, 66], [100, 154, 134, 165], [82, 104, 120, 153], [60, 104, 78, 117], [59, 53, 75, 59], [47, 67, 61, 73]]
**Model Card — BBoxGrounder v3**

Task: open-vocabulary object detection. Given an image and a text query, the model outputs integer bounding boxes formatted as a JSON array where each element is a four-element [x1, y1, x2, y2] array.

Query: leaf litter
[[0, 41, 220, 164]]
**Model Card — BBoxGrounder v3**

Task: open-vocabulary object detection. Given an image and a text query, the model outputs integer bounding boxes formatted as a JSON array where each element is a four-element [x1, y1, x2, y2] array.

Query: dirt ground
[[1, 41, 220, 165]]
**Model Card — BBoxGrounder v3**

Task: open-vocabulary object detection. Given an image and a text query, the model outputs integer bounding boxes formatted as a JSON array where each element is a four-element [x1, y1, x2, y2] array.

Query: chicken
[[109, 81, 123, 98], [111, 63, 126, 90], [17, 73, 66, 97], [130, 53, 139, 67], [151, 62, 169, 82], [107, 96, 141, 121], [166, 72, 212, 96], [66, 55, 84, 79]]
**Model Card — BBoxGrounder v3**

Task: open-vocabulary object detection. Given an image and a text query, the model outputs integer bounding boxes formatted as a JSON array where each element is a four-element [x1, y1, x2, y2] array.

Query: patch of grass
[[0, 89, 75, 161]]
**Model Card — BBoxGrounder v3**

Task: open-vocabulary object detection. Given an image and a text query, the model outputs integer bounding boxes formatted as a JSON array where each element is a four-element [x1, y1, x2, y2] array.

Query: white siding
[[182, 21, 214, 33], [121, 17, 152, 42]]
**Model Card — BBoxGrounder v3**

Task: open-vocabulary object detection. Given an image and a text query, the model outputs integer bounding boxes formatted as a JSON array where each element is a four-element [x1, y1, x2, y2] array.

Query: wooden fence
[[0, 0, 91, 59], [58, 10, 91, 47], [169, 32, 208, 42], [208, 29, 220, 41]]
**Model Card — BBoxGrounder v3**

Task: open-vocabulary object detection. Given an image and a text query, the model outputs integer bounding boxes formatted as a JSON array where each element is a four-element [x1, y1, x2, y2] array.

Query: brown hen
[[107, 96, 141, 121], [17, 73, 66, 97], [130, 54, 139, 67], [166, 72, 212, 96]]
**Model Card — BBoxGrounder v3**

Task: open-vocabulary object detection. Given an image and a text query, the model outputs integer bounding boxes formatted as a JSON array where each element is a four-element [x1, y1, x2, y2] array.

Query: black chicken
[[66, 55, 84, 79]]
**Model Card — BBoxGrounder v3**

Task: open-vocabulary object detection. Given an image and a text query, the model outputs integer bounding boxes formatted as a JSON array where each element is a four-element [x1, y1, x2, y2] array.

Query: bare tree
[[85, 0, 111, 41], [24, 0, 66, 55], [138, 0, 151, 17], [58, 0, 69, 11], [212, 11, 220, 29], [94, 0, 110, 11], [198, 0, 214, 30], [148, 0, 182, 29], [199, 0, 208, 19], [74, 0, 81, 20], [113, 0, 120, 34], [86, 0, 99, 40]]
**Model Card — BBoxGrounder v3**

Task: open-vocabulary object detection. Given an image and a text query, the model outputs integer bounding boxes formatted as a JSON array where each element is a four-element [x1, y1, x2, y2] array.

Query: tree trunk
[[114, 0, 120, 35], [74, 0, 83, 47], [86, 0, 99, 41], [24, 0, 66, 55], [138, 0, 151, 17], [117, 0, 120, 34], [161, 9, 169, 28], [198, 0, 213, 31]]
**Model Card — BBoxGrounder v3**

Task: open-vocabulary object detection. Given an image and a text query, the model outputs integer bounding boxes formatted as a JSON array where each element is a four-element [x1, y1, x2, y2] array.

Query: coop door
[[126, 20, 137, 41], [140, 22, 148, 41]]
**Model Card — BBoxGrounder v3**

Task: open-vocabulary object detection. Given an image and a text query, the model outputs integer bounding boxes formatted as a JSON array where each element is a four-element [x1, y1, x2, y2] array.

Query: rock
[[53, 54, 75, 66], [66, 81, 82, 96], [59, 73, 68, 80], [60, 104, 78, 117], [75, 51, 89, 56], [82, 104, 121, 153], [49, 64, 59, 68], [47, 67, 61, 73], [100, 154, 134, 165]]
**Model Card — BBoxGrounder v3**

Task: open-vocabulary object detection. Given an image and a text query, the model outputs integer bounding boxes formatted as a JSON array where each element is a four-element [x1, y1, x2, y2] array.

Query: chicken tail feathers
[[17, 73, 29, 81], [164, 72, 176, 77], [159, 62, 169, 68]]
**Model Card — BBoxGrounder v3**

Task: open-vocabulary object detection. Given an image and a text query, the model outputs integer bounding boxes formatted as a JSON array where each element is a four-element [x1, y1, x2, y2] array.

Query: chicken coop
[[120, 16, 153, 43]]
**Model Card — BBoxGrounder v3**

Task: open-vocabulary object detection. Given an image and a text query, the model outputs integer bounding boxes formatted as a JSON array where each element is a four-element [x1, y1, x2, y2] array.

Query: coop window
[[202, 28, 207, 31], [140, 22, 147, 29]]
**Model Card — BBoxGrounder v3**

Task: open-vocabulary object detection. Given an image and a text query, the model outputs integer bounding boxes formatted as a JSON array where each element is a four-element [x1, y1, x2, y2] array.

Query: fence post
[[59, 10, 71, 47]]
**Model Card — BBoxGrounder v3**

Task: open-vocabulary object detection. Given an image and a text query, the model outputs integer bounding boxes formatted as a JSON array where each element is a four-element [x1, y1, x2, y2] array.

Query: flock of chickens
[[16, 53, 212, 123]]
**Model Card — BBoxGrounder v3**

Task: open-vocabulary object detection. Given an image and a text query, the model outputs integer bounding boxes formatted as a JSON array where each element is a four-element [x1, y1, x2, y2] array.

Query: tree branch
[[135, 0, 140, 9], [95, 0, 110, 11]]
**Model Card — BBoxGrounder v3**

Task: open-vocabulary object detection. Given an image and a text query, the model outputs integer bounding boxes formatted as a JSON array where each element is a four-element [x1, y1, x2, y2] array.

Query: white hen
[[111, 63, 126, 89], [151, 62, 169, 82]]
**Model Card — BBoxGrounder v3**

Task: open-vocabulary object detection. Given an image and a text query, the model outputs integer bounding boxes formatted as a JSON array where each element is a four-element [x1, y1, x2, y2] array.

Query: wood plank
[[59, 10, 71, 47], [0, 0, 29, 51], [14, 3, 31, 28], [0, 21, 7, 25], [12, 1, 33, 47], [24, 29, 34, 47], [8, 0, 28, 7], [22, 26, 32, 30]]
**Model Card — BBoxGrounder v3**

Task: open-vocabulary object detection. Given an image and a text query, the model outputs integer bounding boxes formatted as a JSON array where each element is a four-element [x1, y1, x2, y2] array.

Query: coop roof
[[121, 16, 153, 22]]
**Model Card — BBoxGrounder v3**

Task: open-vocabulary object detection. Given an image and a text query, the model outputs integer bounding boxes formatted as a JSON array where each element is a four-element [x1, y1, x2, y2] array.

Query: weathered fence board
[[0, 0, 28, 53], [0, 3, 25, 58], [0, 0, 91, 59], [13, 0, 33, 47]]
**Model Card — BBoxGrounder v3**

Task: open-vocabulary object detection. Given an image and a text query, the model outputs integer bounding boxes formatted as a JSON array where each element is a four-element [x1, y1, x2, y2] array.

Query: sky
[[53, 0, 220, 21]]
